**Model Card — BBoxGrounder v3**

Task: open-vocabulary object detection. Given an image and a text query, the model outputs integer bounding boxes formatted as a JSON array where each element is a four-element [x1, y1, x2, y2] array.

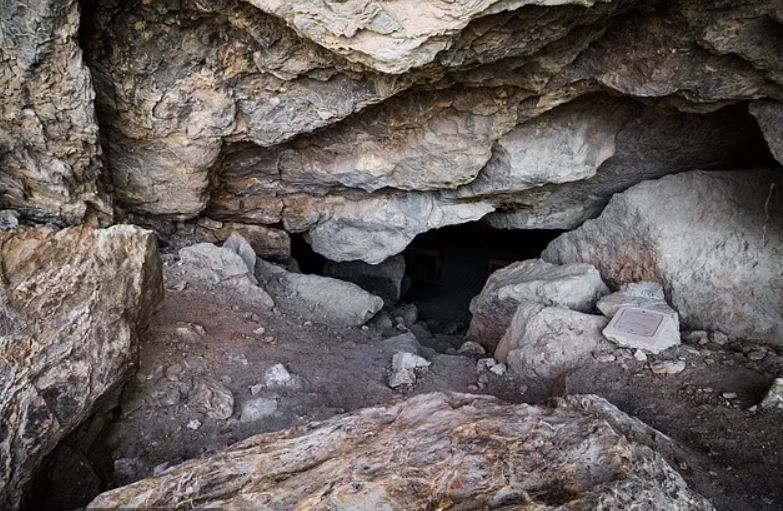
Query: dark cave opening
[[400, 223, 564, 330], [291, 223, 564, 331]]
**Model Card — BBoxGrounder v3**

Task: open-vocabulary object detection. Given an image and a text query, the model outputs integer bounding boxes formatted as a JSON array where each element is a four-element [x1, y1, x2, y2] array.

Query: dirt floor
[[71, 251, 783, 510]]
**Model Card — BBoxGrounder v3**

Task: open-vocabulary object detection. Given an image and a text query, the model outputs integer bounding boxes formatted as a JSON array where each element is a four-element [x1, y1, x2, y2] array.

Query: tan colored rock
[[87, 392, 712, 509], [0, 225, 163, 509], [0, 0, 110, 224]]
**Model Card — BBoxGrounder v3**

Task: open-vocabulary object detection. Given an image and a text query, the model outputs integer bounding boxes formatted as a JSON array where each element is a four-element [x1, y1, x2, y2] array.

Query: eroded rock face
[[0, 0, 109, 224], [0, 225, 163, 509], [87, 392, 712, 509], [543, 169, 783, 344]]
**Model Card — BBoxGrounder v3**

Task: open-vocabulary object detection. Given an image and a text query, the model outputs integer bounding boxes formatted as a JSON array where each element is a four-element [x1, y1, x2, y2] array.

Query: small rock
[[489, 363, 507, 376], [392, 352, 431, 371], [651, 360, 686, 375], [389, 368, 416, 388], [476, 358, 498, 372], [593, 353, 616, 363], [748, 350, 766, 361], [240, 397, 278, 422], [683, 330, 709, 345], [253, 326, 266, 336], [634, 350, 648, 362], [249, 384, 264, 396], [373, 313, 394, 331], [458, 341, 486, 356], [710, 331, 729, 345], [722, 392, 738, 400], [467, 384, 480, 392], [759, 378, 783, 409], [189, 379, 234, 420], [174, 322, 206, 341], [165, 364, 183, 381], [152, 462, 174, 476], [156, 386, 182, 408], [262, 363, 300, 389], [186, 419, 202, 430]]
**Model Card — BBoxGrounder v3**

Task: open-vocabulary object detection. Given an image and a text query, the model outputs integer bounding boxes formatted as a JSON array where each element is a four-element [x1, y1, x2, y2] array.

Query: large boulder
[[468, 258, 608, 349], [0, 225, 163, 509], [495, 302, 609, 380], [256, 259, 383, 327], [543, 169, 783, 344], [87, 392, 712, 509]]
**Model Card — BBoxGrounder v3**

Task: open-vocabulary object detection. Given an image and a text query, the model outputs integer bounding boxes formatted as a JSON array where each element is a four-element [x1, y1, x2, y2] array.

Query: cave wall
[[1, 0, 782, 260]]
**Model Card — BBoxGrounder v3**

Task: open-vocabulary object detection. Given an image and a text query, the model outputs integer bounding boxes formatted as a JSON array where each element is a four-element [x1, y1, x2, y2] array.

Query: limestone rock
[[0, 0, 110, 224], [597, 282, 670, 318], [256, 259, 383, 327], [87, 392, 712, 510], [170, 220, 291, 260], [543, 169, 783, 345], [179, 242, 254, 283], [262, 364, 301, 390], [750, 100, 783, 165], [468, 258, 608, 349], [486, 100, 772, 230], [189, 379, 235, 420], [223, 232, 257, 274], [759, 378, 783, 410], [245, 0, 615, 74], [240, 397, 278, 422], [495, 302, 609, 380], [305, 192, 495, 264], [323, 255, 405, 305], [0, 225, 163, 509]]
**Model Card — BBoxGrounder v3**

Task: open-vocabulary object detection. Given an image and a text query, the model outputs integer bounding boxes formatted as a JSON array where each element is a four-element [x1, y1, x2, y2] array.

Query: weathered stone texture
[[0, 225, 163, 509], [87, 392, 712, 509], [0, 0, 109, 224]]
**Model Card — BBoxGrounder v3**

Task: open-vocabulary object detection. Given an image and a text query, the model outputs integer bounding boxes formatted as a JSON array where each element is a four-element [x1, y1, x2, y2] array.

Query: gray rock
[[324, 255, 405, 305], [179, 242, 254, 282], [262, 364, 301, 389], [0, 0, 110, 224], [392, 352, 431, 372], [750, 100, 783, 165], [388, 368, 417, 389], [256, 259, 383, 327], [0, 225, 163, 509], [88, 393, 713, 510], [382, 333, 423, 355], [759, 378, 783, 410], [597, 282, 676, 319], [603, 306, 681, 354], [0, 210, 19, 230], [544, 169, 783, 345], [223, 232, 257, 274], [189, 379, 235, 420], [458, 341, 486, 356], [240, 397, 278, 422], [495, 302, 610, 380], [650, 361, 687, 375], [468, 259, 608, 350], [305, 192, 495, 264]]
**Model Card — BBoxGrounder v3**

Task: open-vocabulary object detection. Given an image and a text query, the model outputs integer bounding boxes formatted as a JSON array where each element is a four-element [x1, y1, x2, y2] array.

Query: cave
[[401, 224, 564, 331], [3, 0, 783, 510]]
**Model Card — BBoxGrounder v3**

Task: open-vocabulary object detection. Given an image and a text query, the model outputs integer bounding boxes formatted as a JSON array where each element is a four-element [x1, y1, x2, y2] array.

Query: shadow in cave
[[400, 222, 564, 332]]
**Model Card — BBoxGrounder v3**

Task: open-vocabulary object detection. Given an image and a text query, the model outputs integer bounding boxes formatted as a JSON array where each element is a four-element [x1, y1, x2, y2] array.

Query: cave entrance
[[401, 223, 564, 333]]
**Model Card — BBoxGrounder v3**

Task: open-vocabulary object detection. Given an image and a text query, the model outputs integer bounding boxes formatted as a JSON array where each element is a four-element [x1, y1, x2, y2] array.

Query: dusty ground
[[77, 251, 782, 510]]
